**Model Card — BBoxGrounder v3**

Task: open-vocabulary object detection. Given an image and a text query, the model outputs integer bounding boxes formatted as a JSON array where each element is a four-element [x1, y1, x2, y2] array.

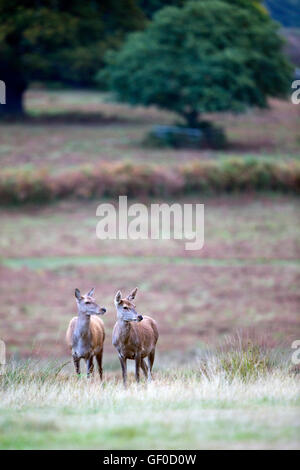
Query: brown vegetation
[[0, 158, 299, 205]]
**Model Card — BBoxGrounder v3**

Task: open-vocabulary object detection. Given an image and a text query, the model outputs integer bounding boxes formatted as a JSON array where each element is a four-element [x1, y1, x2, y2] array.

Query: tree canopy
[[102, 0, 293, 127], [0, 0, 145, 114], [138, 0, 185, 19]]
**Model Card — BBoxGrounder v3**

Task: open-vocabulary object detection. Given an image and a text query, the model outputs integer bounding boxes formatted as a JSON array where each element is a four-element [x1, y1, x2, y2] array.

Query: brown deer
[[112, 288, 159, 387], [66, 288, 106, 379]]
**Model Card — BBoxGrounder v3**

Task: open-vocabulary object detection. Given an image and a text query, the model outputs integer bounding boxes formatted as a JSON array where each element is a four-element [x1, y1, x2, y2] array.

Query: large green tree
[[0, 0, 145, 115], [102, 0, 293, 128], [138, 0, 185, 18]]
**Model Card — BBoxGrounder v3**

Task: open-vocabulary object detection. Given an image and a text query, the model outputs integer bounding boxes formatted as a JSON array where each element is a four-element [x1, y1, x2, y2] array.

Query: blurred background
[[0, 0, 299, 364]]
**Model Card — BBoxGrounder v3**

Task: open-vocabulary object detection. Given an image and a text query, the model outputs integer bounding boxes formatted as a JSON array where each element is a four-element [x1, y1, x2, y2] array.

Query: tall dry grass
[[1, 344, 298, 410]]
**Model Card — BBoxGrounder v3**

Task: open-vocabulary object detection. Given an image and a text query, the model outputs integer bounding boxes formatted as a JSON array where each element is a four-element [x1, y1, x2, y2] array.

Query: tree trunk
[[0, 72, 26, 117]]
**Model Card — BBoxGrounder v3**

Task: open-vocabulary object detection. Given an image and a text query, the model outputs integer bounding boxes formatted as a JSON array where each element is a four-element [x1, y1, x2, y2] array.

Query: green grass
[[1, 409, 298, 449], [1, 255, 299, 270], [0, 349, 299, 449]]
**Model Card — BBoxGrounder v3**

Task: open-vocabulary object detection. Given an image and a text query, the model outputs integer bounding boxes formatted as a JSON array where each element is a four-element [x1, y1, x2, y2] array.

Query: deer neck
[[75, 310, 91, 338], [117, 319, 132, 342]]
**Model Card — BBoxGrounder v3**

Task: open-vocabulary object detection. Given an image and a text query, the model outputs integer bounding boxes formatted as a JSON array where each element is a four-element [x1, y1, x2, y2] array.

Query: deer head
[[114, 288, 143, 322], [75, 288, 106, 316]]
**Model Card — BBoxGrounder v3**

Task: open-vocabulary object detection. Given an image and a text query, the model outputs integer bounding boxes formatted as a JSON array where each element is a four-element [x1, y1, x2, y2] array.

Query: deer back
[[132, 316, 158, 350]]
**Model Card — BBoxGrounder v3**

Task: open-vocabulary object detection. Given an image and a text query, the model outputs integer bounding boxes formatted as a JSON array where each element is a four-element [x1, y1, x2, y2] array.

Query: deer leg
[[73, 356, 80, 376], [135, 354, 141, 383], [96, 350, 103, 381], [149, 349, 155, 371], [141, 359, 148, 379], [86, 356, 94, 378], [119, 355, 127, 387], [147, 349, 155, 382]]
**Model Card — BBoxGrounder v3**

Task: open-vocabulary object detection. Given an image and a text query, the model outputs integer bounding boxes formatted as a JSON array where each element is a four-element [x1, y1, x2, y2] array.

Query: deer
[[66, 288, 106, 379], [112, 287, 159, 387]]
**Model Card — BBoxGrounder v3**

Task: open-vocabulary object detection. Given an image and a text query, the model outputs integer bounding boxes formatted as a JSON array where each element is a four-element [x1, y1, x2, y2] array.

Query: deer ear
[[86, 287, 95, 297], [127, 287, 138, 301], [115, 291, 122, 305], [75, 288, 81, 300]]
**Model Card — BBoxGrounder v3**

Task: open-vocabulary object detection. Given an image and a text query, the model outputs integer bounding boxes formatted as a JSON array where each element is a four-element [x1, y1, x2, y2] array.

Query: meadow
[[0, 90, 299, 449], [1, 90, 299, 172], [0, 357, 299, 450]]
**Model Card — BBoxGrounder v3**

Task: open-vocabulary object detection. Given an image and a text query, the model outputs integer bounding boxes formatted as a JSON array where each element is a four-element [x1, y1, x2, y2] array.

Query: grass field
[[0, 90, 299, 449], [0, 90, 299, 174], [0, 195, 299, 357], [1, 347, 299, 450]]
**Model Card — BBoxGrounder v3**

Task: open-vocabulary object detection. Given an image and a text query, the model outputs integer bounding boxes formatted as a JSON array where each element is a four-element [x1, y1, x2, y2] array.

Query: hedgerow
[[0, 158, 299, 204]]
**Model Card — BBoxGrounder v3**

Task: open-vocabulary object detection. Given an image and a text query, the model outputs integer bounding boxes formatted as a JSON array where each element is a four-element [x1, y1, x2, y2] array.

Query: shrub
[[0, 158, 299, 205], [198, 334, 290, 383], [145, 123, 227, 149]]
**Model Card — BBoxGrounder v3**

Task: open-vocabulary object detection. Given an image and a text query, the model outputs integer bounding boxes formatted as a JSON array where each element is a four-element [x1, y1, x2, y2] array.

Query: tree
[[0, 0, 145, 115], [138, 0, 186, 19], [102, 0, 293, 129]]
